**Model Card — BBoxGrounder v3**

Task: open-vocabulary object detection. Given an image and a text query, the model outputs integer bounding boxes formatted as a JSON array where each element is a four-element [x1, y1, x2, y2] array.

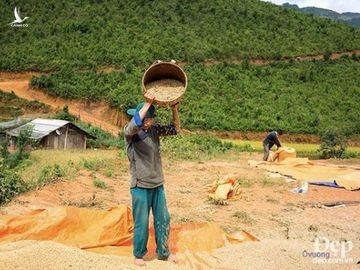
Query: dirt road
[[0, 73, 123, 136]]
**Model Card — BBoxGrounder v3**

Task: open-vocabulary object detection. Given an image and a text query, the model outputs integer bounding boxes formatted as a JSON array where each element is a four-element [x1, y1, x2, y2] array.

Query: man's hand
[[139, 93, 155, 121], [171, 102, 179, 109], [171, 102, 180, 131], [144, 93, 155, 104]]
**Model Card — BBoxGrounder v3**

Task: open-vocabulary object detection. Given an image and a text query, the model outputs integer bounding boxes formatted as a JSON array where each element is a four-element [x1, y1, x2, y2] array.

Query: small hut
[[6, 118, 95, 149]]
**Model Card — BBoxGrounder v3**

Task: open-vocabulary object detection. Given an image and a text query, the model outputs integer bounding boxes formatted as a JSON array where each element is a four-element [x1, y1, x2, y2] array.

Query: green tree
[[318, 128, 347, 159], [2, 126, 34, 169]]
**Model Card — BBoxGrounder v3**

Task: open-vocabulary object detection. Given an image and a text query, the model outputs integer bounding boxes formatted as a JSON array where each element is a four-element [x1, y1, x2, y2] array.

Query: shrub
[[54, 105, 76, 122], [341, 151, 360, 159], [0, 129, 32, 204], [0, 161, 28, 204], [323, 51, 332, 61], [318, 128, 347, 159], [160, 134, 240, 160], [1, 127, 34, 169], [77, 123, 123, 149], [232, 211, 256, 225], [82, 159, 107, 171], [93, 178, 107, 189], [37, 164, 65, 186]]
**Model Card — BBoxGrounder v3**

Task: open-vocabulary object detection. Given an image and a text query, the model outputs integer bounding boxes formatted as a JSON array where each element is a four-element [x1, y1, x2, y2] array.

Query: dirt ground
[[1, 153, 359, 269]]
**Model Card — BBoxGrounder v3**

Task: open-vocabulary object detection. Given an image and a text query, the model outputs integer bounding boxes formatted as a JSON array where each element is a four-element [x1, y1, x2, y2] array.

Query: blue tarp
[[308, 181, 341, 188]]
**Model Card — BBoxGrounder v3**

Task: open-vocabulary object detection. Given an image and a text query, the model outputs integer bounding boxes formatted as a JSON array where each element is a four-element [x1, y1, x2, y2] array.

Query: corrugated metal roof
[[0, 118, 23, 129], [6, 118, 91, 140]]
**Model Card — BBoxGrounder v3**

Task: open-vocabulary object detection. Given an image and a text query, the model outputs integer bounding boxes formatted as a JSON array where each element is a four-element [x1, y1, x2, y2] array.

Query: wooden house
[[6, 118, 95, 149]]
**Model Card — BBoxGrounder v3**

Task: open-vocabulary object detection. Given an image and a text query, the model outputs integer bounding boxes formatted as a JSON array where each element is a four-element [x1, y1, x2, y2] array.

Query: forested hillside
[[1, 0, 359, 71], [31, 57, 360, 136], [1, 0, 359, 136]]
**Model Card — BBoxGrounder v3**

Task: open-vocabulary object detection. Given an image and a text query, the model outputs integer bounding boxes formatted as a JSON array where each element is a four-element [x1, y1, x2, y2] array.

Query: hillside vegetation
[[2, 0, 360, 136], [0, 91, 50, 121], [31, 57, 360, 136], [1, 0, 360, 71]]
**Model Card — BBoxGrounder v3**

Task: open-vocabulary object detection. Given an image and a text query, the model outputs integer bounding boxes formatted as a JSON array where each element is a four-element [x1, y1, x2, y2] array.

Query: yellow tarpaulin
[[0, 206, 256, 261], [249, 158, 360, 191], [268, 147, 296, 162]]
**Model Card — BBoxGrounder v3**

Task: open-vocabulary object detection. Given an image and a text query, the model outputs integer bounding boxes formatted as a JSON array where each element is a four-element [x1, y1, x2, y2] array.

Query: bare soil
[[0, 77, 125, 136], [1, 153, 359, 269]]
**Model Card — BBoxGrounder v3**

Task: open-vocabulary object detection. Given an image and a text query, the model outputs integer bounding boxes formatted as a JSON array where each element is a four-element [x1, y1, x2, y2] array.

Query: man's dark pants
[[263, 143, 270, 161]]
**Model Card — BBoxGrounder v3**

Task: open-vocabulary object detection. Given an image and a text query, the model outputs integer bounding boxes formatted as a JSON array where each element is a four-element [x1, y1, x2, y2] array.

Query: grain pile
[[1, 238, 349, 269], [145, 79, 185, 103], [0, 240, 183, 270]]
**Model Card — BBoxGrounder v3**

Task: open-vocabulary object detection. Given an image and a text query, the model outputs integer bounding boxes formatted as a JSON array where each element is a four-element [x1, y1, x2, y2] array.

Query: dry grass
[[261, 176, 288, 187], [93, 178, 108, 189], [232, 211, 257, 225], [170, 213, 195, 223], [19, 149, 120, 183], [236, 177, 254, 188], [266, 197, 280, 204], [208, 197, 228, 205], [62, 193, 105, 209]]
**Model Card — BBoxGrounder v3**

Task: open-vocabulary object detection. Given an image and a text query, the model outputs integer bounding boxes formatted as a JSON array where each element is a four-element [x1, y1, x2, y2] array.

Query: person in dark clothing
[[263, 129, 284, 161], [124, 95, 178, 266]]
